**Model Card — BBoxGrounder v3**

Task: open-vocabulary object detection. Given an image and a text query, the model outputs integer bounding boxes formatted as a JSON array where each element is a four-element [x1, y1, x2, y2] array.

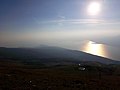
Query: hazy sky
[[0, 0, 120, 49]]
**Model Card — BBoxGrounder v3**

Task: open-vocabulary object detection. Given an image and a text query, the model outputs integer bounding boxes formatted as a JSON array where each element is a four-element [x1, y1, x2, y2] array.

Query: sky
[[0, 0, 120, 49]]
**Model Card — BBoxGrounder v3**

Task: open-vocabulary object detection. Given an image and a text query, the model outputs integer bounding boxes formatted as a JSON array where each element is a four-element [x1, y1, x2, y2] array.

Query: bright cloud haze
[[0, 0, 120, 49]]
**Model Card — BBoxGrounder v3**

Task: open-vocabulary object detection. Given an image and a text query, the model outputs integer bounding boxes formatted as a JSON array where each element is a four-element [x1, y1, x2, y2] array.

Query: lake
[[80, 41, 120, 61]]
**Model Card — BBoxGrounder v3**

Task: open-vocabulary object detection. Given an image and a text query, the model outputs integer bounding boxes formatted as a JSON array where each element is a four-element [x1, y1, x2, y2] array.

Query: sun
[[87, 2, 101, 16]]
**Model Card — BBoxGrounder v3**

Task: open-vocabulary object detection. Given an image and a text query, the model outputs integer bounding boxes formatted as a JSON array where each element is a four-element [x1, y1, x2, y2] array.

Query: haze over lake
[[80, 40, 120, 61]]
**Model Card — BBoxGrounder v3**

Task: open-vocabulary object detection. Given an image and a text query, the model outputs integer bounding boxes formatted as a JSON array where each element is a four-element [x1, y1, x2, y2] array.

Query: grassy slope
[[0, 60, 120, 90]]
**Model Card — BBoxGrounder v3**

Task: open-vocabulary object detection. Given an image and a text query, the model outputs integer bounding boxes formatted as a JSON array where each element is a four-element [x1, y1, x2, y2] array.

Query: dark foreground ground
[[0, 60, 120, 90]]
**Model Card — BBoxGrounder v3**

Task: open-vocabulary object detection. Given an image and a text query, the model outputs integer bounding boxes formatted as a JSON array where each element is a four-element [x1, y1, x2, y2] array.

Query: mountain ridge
[[0, 46, 119, 65]]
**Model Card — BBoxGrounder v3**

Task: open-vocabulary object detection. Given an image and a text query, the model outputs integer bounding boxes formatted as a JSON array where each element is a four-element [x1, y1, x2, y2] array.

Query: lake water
[[79, 41, 120, 61]]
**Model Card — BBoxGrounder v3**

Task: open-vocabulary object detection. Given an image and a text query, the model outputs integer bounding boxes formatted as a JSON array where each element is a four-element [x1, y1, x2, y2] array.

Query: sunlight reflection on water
[[80, 41, 120, 61], [81, 41, 108, 57]]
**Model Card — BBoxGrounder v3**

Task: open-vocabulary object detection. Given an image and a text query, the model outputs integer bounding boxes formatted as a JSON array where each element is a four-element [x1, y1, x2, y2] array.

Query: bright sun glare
[[83, 41, 107, 57], [88, 2, 101, 16]]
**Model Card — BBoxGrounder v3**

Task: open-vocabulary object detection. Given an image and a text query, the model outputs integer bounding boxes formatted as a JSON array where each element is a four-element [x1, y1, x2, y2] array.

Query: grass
[[0, 60, 120, 90]]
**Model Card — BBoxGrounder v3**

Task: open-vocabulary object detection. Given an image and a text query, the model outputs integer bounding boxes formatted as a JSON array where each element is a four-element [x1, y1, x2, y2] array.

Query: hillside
[[0, 46, 119, 65]]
